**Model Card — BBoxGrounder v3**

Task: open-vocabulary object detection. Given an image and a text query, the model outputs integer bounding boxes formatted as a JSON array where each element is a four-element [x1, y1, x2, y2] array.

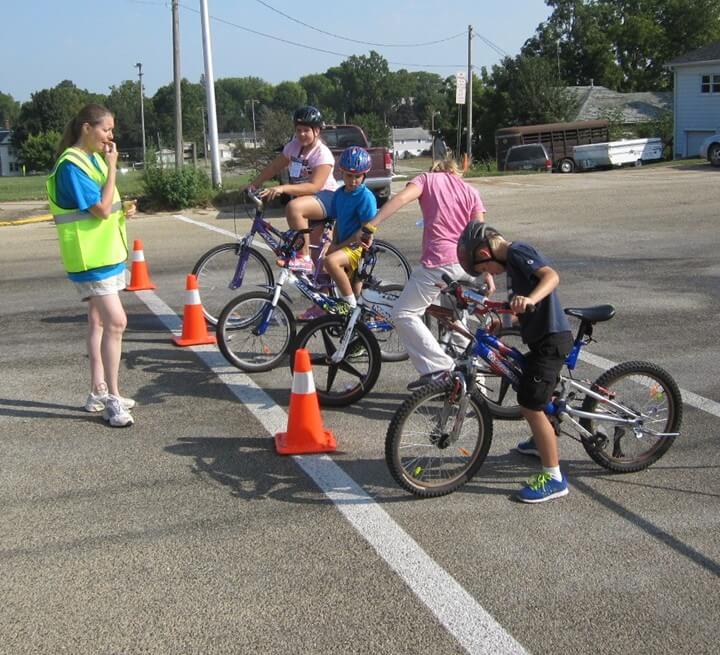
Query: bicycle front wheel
[[385, 380, 493, 498], [192, 243, 274, 325], [217, 291, 295, 372], [290, 315, 381, 407], [579, 360, 683, 472], [476, 327, 523, 421], [372, 239, 412, 285]]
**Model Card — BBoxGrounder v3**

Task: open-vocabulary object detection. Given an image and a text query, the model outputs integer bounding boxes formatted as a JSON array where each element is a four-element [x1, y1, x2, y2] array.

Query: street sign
[[455, 71, 466, 105]]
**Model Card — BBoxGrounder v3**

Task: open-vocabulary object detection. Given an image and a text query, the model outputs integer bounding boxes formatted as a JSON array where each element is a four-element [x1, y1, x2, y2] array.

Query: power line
[[176, 2, 467, 69], [254, 0, 466, 48], [474, 32, 509, 58]]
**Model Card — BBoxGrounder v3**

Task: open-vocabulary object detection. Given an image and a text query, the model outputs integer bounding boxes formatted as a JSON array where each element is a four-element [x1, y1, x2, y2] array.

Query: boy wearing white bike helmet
[[322, 146, 378, 311]]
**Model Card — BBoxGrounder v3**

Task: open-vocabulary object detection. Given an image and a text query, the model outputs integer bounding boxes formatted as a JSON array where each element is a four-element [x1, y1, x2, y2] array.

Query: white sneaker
[[84, 391, 136, 413], [102, 395, 135, 427]]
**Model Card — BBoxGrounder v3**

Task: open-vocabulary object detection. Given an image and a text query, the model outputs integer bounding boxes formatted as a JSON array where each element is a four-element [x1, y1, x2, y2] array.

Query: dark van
[[504, 144, 552, 172]]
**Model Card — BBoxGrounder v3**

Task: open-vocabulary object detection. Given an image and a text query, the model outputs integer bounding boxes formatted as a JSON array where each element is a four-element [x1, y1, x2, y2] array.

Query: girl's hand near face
[[104, 141, 119, 167]]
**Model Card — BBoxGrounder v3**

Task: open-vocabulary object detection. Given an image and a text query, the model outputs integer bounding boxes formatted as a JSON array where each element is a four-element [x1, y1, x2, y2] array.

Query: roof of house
[[0, 129, 12, 146], [567, 85, 673, 124], [392, 127, 431, 140], [666, 40, 720, 66]]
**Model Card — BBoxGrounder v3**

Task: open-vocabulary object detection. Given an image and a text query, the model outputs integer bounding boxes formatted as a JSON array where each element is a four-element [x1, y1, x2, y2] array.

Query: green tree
[[271, 81, 307, 114], [151, 79, 205, 151], [0, 91, 20, 128], [106, 80, 155, 155], [329, 51, 393, 119], [352, 113, 391, 148], [18, 130, 62, 172], [14, 81, 103, 147], [214, 77, 273, 132], [298, 73, 341, 122]]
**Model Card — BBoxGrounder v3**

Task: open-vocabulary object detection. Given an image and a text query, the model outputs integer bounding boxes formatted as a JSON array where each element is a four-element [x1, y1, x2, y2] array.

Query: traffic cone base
[[275, 349, 336, 455], [126, 239, 156, 291], [173, 274, 217, 347]]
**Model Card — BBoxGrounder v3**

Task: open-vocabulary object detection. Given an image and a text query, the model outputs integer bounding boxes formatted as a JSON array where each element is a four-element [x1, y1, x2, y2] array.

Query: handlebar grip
[[502, 301, 536, 313], [246, 188, 264, 210]]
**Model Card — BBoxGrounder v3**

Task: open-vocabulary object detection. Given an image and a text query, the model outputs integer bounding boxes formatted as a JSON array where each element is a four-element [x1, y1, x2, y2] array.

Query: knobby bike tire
[[290, 315, 381, 407], [192, 243, 274, 325], [579, 360, 682, 472], [372, 239, 412, 285], [385, 379, 493, 498], [217, 291, 296, 372]]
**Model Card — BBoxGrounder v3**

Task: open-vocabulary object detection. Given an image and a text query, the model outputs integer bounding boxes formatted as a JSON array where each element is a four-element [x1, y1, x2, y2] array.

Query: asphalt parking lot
[[1, 162, 718, 654]]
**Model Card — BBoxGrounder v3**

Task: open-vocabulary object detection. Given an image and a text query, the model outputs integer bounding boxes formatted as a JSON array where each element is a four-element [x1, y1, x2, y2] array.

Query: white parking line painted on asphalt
[[135, 289, 529, 655], [173, 214, 273, 252]]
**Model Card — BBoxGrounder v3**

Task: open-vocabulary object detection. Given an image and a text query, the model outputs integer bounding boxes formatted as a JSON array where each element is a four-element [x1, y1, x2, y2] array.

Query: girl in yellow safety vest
[[46, 104, 136, 427]]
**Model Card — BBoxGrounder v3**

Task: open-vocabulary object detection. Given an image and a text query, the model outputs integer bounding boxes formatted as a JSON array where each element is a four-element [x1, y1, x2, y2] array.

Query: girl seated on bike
[[322, 146, 378, 313], [248, 105, 337, 273], [456, 222, 574, 504]]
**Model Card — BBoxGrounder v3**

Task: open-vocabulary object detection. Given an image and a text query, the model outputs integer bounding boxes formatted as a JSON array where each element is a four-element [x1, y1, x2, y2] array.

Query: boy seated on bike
[[456, 222, 574, 503], [320, 146, 378, 315]]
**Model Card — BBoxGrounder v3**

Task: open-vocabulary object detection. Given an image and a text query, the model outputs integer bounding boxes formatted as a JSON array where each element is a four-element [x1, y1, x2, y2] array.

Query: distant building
[[567, 85, 673, 131], [218, 131, 264, 151], [666, 40, 720, 158], [0, 129, 21, 177], [391, 127, 432, 159]]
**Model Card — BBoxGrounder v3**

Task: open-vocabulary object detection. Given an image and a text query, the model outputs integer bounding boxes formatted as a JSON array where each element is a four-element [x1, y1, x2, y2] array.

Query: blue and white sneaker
[[517, 472, 568, 504], [513, 438, 540, 457]]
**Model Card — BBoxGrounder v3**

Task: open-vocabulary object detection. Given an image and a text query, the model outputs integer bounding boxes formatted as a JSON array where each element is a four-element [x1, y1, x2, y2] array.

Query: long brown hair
[[57, 104, 113, 155]]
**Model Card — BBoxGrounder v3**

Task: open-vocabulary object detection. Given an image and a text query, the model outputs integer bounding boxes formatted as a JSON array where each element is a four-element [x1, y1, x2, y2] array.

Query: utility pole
[[467, 24, 473, 166], [200, 106, 208, 159], [199, 0, 221, 187], [172, 0, 183, 170], [134, 62, 147, 165], [248, 99, 258, 149]]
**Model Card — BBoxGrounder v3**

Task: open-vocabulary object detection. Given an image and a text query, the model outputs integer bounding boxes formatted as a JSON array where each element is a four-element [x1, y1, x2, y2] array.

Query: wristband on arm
[[361, 223, 377, 234]]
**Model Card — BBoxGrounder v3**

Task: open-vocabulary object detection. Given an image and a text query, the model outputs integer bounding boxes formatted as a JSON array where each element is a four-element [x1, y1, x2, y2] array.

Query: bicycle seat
[[564, 305, 615, 323]]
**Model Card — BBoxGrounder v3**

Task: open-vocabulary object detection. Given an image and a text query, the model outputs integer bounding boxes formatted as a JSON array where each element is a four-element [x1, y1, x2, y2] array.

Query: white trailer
[[573, 138, 664, 170]]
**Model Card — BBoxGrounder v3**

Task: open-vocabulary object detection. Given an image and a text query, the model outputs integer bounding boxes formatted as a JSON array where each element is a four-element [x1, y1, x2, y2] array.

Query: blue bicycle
[[385, 277, 683, 497]]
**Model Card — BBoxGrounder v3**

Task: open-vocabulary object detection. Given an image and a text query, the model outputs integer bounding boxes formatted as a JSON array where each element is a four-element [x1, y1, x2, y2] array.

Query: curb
[[0, 213, 53, 227]]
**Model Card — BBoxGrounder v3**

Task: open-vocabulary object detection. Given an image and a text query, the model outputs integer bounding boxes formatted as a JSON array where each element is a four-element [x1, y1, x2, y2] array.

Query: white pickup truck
[[573, 138, 664, 171]]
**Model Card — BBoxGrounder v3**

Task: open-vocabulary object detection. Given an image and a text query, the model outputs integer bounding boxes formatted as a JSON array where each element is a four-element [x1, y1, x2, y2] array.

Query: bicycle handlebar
[[440, 273, 535, 314], [245, 187, 264, 211]]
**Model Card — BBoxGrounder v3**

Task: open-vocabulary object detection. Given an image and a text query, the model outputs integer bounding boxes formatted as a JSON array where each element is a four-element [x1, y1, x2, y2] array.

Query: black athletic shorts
[[517, 331, 574, 411]]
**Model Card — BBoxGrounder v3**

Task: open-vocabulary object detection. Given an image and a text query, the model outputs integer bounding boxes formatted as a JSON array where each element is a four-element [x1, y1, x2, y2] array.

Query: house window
[[700, 74, 720, 93]]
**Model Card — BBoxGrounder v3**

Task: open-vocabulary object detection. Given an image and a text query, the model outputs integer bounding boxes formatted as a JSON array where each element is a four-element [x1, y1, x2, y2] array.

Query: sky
[[0, 1, 552, 103]]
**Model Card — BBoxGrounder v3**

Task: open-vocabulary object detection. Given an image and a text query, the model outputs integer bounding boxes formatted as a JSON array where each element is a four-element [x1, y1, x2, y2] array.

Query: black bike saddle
[[564, 305, 616, 323]]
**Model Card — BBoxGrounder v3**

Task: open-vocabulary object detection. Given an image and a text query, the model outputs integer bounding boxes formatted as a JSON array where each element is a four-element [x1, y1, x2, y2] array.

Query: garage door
[[685, 131, 714, 157]]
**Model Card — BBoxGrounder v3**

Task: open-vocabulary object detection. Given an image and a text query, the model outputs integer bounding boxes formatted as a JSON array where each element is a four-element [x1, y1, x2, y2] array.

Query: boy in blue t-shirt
[[456, 222, 574, 503], [322, 147, 377, 311]]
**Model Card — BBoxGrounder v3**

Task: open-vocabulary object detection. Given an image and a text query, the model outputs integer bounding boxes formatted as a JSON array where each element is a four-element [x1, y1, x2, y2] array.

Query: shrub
[[142, 158, 213, 209]]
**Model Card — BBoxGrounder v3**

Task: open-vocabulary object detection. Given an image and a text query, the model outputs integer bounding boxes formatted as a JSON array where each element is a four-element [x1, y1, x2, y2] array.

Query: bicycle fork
[[253, 269, 289, 336], [330, 306, 363, 364], [434, 372, 470, 448]]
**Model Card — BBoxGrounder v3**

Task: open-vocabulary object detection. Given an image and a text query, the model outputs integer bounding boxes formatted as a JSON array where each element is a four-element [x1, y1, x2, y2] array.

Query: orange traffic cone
[[275, 349, 337, 455], [172, 274, 217, 347], [125, 239, 156, 291]]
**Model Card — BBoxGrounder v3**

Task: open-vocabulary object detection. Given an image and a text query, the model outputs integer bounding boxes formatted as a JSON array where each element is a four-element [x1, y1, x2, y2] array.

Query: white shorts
[[73, 271, 127, 302]]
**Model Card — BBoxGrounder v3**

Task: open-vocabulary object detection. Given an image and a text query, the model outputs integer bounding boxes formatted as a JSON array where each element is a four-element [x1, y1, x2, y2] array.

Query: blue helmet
[[339, 146, 371, 174]]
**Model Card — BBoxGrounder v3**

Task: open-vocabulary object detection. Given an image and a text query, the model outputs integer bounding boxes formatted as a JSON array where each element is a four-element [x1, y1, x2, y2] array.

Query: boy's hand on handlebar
[[510, 295, 535, 314], [480, 272, 496, 296]]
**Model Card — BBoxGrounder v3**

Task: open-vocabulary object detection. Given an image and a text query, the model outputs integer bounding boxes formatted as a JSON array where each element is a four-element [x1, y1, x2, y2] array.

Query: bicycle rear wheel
[[290, 315, 381, 407], [579, 360, 682, 472], [372, 239, 412, 285], [361, 284, 408, 363], [217, 291, 295, 372], [385, 380, 493, 498], [192, 243, 274, 325]]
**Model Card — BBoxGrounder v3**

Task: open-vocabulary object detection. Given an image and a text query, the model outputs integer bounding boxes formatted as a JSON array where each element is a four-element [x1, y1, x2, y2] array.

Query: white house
[[391, 127, 432, 159], [666, 41, 720, 158], [0, 129, 21, 176]]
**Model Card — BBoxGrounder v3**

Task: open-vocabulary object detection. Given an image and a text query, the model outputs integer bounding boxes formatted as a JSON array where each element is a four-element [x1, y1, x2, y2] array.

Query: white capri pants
[[392, 262, 478, 376]]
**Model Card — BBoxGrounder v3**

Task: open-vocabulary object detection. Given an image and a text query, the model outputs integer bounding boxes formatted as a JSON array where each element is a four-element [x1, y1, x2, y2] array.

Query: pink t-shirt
[[409, 172, 486, 267], [282, 137, 337, 192]]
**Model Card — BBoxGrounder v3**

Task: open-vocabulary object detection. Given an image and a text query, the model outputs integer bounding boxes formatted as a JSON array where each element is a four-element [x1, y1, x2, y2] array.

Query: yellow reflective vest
[[46, 147, 128, 273]]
